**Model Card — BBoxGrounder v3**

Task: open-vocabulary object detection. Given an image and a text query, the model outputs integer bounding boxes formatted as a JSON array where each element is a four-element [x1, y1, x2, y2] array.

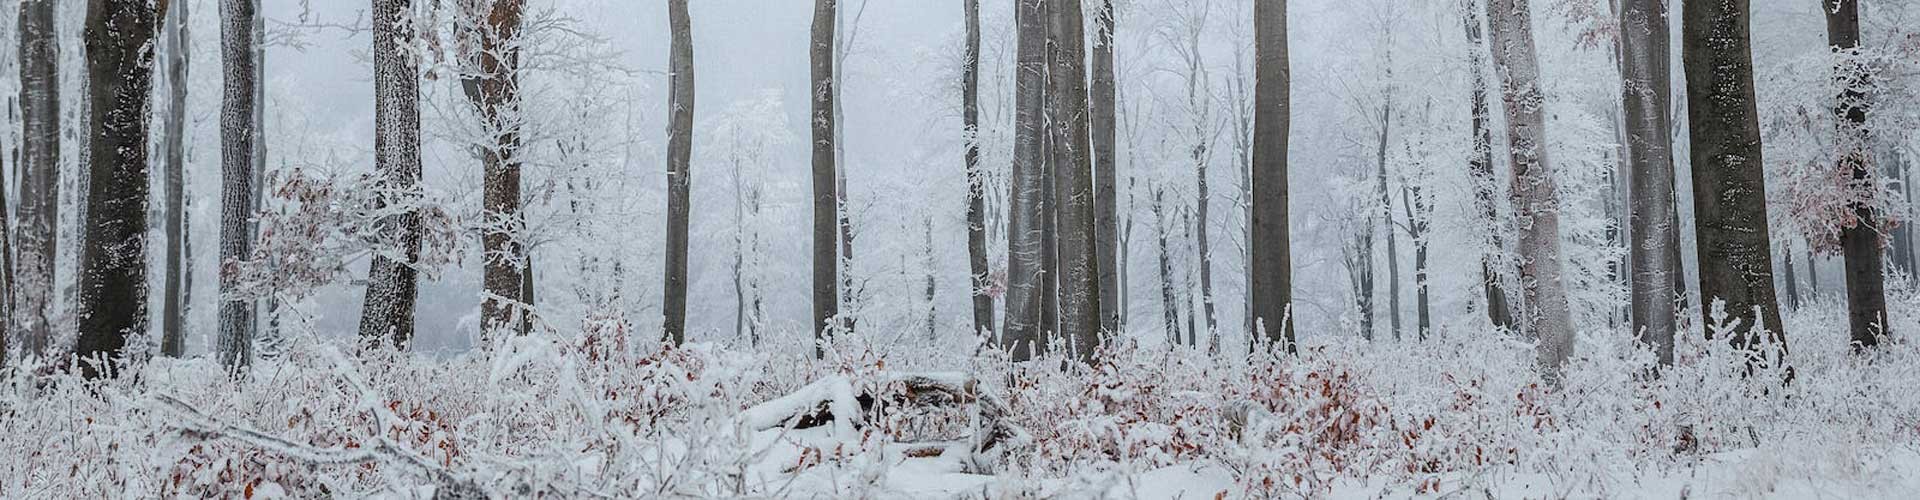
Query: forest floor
[[2, 296, 1917, 498]]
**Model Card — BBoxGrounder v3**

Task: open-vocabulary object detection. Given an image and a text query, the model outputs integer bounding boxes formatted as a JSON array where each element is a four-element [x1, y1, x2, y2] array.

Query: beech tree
[[160, 0, 191, 357], [1091, 0, 1120, 335], [811, 0, 840, 355], [462, 0, 532, 341], [1248, 0, 1293, 350], [1824, 0, 1887, 350], [217, 0, 260, 371], [662, 0, 693, 344], [1002, 0, 1048, 361], [1620, 0, 1678, 366], [963, 0, 993, 336], [1048, 0, 1100, 360], [1485, 0, 1575, 380], [76, 0, 162, 378], [359, 0, 426, 347], [1461, 0, 1513, 331], [15, 0, 58, 357]]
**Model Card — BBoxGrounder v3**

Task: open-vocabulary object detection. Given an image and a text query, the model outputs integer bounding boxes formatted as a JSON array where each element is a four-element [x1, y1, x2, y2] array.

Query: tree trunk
[[15, 0, 60, 358], [1783, 248, 1800, 310], [1249, 0, 1293, 350], [811, 0, 841, 356], [1090, 0, 1120, 336], [1683, 0, 1788, 356], [161, 0, 190, 358], [1485, 0, 1576, 382], [662, 0, 693, 344], [1374, 105, 1401, 341], [358, 0, 425, 348], [1002, 0, 1047, 361], [1154, 187, 1180, 344], [77, 0, 162, 379], [963, 0, 993, 337], [1621, 0, 1678, 367], [1403, 185, 1431, 339], [250, 0, 272, 346], [216, 0, 260, 371], [1824, 0, 1887, 350], [924, 216, 938, 340], [1462, 0, 1514, 331], [1046, 0, 1100, 361], [466, 0, 530, 342]]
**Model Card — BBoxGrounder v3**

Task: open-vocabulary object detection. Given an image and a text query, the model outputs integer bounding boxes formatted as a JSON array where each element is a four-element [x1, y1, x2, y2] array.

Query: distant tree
[[1248, 0, 1293, 350], [661, 0, 693, 345], [1824, 0, 1888, 350], [217, 0, 260, 371], [15, 0, 59, 357], [76, 0, 162, 378], [963, 0, 994, 336], [1683, 0, 1787, 354], [359, 0, 426, 347], [811, 0, 841, 356], [1460, 0, 1513, 331], [161, 0, 191, 357], [1485, 0, 1575, 381]]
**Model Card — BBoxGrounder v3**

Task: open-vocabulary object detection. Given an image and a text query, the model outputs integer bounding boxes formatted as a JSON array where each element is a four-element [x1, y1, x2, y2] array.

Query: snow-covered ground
[[2, 298, 1917, 498]]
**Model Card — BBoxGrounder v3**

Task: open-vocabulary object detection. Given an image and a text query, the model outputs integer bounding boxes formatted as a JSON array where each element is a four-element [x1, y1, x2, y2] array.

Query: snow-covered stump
[[739, 372, 1027, 473]]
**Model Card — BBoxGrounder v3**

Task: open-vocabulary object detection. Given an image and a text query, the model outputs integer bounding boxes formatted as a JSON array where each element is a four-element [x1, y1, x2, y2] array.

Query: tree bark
[[1046, 0, 1100, 361], [1002, 0, 1048, 361], [1374, 105, 1400, 341], [15, 0, 60, 358], [962, 0, 993, 337], [1154, 187, 1180, 344], [811, 0, 841, 356], [1824, 0, 1887, 350], [1783, 248, 1799, 310], [1249, 0, 1293, 351], [358, 0, 425, 348], [1090, 0, 1120, 336], [1462, 0, 1514, 331], [161, 0, 190, 358], [77, 0, 163, 379], [662, 0, 693, 344], [1621, 0, 1678, 367], [1683, 0, 1787, 355], [1485, 0, 1576, 382], [217, 0, 259, 371], [464, 0, 529, 342]]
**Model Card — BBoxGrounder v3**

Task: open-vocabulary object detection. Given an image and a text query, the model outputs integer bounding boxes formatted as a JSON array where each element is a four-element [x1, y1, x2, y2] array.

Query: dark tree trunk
[[963, 0, 993, 337], [1046, 0, 1100, 361], [1783, 249, 1800, 310], [1249, 0, 1293, 350], [1090, 0, 1120, 336], [161, 0, 190, 358], [217, 0, 258, 371], [358, 0, 425, 348], [1403, 185, 1431, 339], [76, 0, 162, 379], [1002, 0, 1047, 361], [1621, 0, 1678, 367], [662, 0, 693, 344], [1461, 0, 1514, 331], [811, 0, 841, 356], [1154, 187, 1180, 344], [16, 0, 59, 357], [1824, 0, 1887, 350], [466, 0, 530, 342], [1374, 105, 1400, 341], [1683, 0, 1788, 355]]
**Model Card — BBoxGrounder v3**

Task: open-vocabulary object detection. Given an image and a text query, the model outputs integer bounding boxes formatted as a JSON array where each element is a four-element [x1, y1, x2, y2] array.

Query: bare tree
[[459, 0, 530, 342], [662, 0, 693, 344], [1683, 0, 1787, 354], [359, 0, 426, 347], [1461, 0, 1513, 331], [811, 0, 841, 356], [1620, 0, 1678, 366], [1485, 0, 1575, 381], [216, 0, 259, 371], [76, 0, 163, 378], [1154, 185, 1181, 343], [1825, 0, 1887, 350], [15, 0, 59, 358], [1248, 0, 1292, 350], [963, 0, 993, 336], [161, 0, 191, 357], [1090, 0, 1120, 335]]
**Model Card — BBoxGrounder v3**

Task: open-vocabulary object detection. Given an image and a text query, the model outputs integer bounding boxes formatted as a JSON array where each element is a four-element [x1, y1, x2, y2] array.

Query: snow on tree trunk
[[1620, 0, 1678, 367], [1682, 0, 1788, 355], [216, 0, 260, 372], [811, 0, 841, 357], [1824, 0, 1888, 350], [1047, 0, 1101, 361], [662, 0, 692, 344], [1484, 0, 1575, 382], [963, 0, 993, 337], [76, 0, 161, 379], [161, 0, 190, 358], [1090, 0, 1120, 336], [15, 0, 59, 358], [1154, 187, 1181, 344], [1002, 0, 1048, 362], [462, 0, 530, 342], [358, 0, 426, 348], [1249, 0, 1293, 351]]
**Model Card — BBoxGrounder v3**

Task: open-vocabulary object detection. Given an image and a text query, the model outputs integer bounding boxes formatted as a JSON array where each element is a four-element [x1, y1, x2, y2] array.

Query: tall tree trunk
[[16, 0, 60, 358], [1002, 0, 1047, 361], [1090, 0, 1120, 336], [924, 216, 938, 340], [1824, 0, 1886, 350], [161, 0, 190, 358], [1621, 0, 1678, 367], [1683, 0, 1788, 356], [217, 0, 261, 371], [1154, 187, 1179, 344], [661, 0, 693, 344], [1178, 5, 1218, 342], [1807, 248, 1820, 297], [1462, 0, 1514, 331], [1373, 105, 1400, 341], [0, 114, 10, 368], [1486, 0, 1576, 381], [1403, 185, 1431, 339], [250, 0, 272, 346], [1047, 0, 1100, 361], [358, 0, 425, 348], [811, 0, 841, 356], [1249, 0, 1293, 350], [77, 0, 161, 379], [962, 0, 993, 336], [466, 0, 530, 342]]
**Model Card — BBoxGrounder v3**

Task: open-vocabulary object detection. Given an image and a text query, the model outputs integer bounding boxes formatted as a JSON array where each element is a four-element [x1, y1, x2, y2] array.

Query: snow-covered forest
[[1, 0, 1918, 497]]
